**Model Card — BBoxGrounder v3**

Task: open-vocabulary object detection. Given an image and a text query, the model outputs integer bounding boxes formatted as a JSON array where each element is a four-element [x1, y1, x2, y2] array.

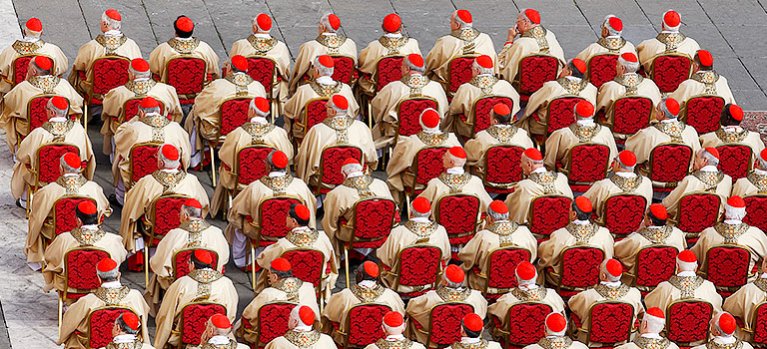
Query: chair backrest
[[472, 96, 513, 135], [559, 246, 605, 290], [88, 307, 138, 349], [647, 143, 692, 183], [588, 302, 634, 344], [331, 56, 356, 85], [397, 97, 438, 137], [743, 195, 767, 232], [375, 56, 404, 92], [411, 147, 450, 190], [436, 194, 480, 245], [395, 245, 442, 288], [752, 302, 767, 345], [165, 56, 207, 97], [634, 245, 678, 290], [516, 54, 559, 96], [546, 96, 585, 134], [172, 248, 219, 280], [486, 247, 532, 290], [587, 54, 619, 88], [53, 196, 97, 236], [344, 303, 392, 347], [506, 302, 553, 347], [676, 193, 721, 234], [716, 144, 752, 180], [347, 198, 397, 249], [27, 95, 59, 132], [179, 302, 227, 346], [666, 299, 713, 344], [64, 248, 110, 291], [567, 143, 610, 184], [302, 98, 329, 135], [128, 143, 161, 185], [257, 197, 303, 245], [483, 145, 524, 189], [528, 196, 572, 237], [651, 54, 692, 93], [235, 145, 274, 186], [246, 56, 277, 92], [683, 95, 726, 134], [122, 98, 166, 123], [12, 55, 37, 85], [447, 56, 477, 94], [281, 248, 325, 287], [147, 194, 189, 244], [602, 194, 647, 237], [219, 97, 254, 136], [610, 97, 653, 136], [90, 56, 131, 97], [704, 245, 751, 289], [318, 145, 363, 191], [256, 302, 297, 346], [36, 143, 79, 185], [428, 302, 475, 346]]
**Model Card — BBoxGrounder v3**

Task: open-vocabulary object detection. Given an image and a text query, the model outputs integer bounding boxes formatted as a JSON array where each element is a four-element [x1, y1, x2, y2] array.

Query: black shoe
[[15, 199, 23, 209], [108, 194, 123, 209]]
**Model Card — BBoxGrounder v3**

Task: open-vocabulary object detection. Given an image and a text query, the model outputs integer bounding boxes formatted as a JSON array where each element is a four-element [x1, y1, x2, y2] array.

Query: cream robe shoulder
[[58, 289, 150, 348], [465, 127, 534, 166], [149, 40, 220, 79], [288, 37, 358, 94], [112, 120, 192, 186], [256, 234, 338, 276], [661, 173, 732, 218], [378, 224, 451, 292], [524, 340, 590, 349], [294, 120, 377, 182], [488, 287, 566, 325], [543, 125, 618, 171], [42, 232, 128, 292], [447, 79, 521, 138], [386, 133, 461, 192], [417, 174, 491, 216], [670, 76, 736, 106], [636, 36, 700, 71], [691, 225, 767, 274], [229, 37, 292, 81], [72, 38, 142, 72], [153, 273, 238, 349], [322, 178, 394, 243], [150, 225, 230, 278], [615, 340, 680, 349], [101, 82, 183, 128], [425, 33, 496, 86], [613, 227, 686, 278], [2, 78, 84, 122], [498, 30, 565, 81], [523, 80, 598, 120], [537, 226, 615, 271], [323, 287, 405, 341], [722, 280, 767, 337], [458, 225, 537, 289], [505, 173, 573, 224], [691, 341, 754, 349], [699, 129, 764, 163], [186, 78, 266, 142], [596, 78, 662, 115], [581, 175, 654, 216], [264, 332, 337, 349], [643, 278, 723, 313], [370, 79, 448, 146], [624, 123, 701, 165], [283, 82, 359, 121], [119, 174, 209, 252], [358, 37, 420, 75], [567, 286, 644, 333], [405, 288, 487, 343], [0, 42, 69, 89], [575, 41, 637, 63], [241, 282, 320, 326], [732, 176, 761, 198]]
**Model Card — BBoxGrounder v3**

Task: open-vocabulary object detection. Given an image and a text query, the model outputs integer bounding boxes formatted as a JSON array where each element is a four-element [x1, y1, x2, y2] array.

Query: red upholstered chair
[[164, 56, 208, 104], [281, 248, 325, 289], [494, 302, 553, 349], [447, 56, 477, 96], [405, 146, 450, 197], [384, 245, 442, 299], [587, 54, 619, 88], [339, 198, 397, 286], [87, 56, 131, 105], [464, 96, 514, 137], [314, 145, 364, 194], [59, 248, 110, 328], [172, 248, 219, 280], [141, 194, 189, 284], [600, 194, 647, 239], [716, 144, 752, 180], [702, 245, 751, 296], [27, 95, 74, 135], [219, 97, 255, 138], [232, 145, 274, 192], [87, 307, 139, 349], [553, 246, 605, 297], [375, 56, 404, 92], [514, 54, 559, 100], [331, 55, 356, 86], [666, 299, 713, 346], [52, 196, 97, 236], [246, 56, 277, 95], [128, 142, 161, 187], [528, 196, 572, 240], [337, 303, 391, 348], [245, 301, 297, 348], [413, 302, 475, 348], [751, 303, 767, 346], [436, 194, 480, 246], [12, 55, 39, 86], [609, 96, 653, 143], [116, 99, 167, 134], [482, 145, 524, 194], [178, 302, 227, 347], [647, 143, 692, 192], [33, 143, 79, 188], [246, 196, 303, 290], [675, 193, 721, 242], [683, 95, 726, 134], [578, 302, 635, 345], [632, 245, 678, 293], [296, 97, 329, 144], [564, 143, 610, 192], [545, 96, 585, 135], [396, 97, 438, 138], [480, 247, 532, 301], [744, 195, 767, 232], [650, 54, 692, 93]]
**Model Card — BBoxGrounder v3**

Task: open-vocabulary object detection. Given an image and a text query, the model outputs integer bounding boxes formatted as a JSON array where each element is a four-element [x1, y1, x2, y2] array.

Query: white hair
[[453, 11, 472, 28], [314, 60, 334, 77], [487, 209, 509, 222], [699, 149, 720, 167], [23, 28, 41, 38], [472, 61, 493, 75], [101, 12, 122, 31], [603, 15, 621, 36], [618, 59, 640, 74], [320, 13, 339, 33]]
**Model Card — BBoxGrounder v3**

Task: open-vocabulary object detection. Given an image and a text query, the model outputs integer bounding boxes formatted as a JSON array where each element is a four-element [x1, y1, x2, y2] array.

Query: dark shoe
[[15, 199, 23, 209], [108, 194, 123, 209]]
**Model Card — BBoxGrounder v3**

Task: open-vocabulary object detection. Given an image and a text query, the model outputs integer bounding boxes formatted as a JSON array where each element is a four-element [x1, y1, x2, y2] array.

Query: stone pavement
[[0, 0, 766, 348]]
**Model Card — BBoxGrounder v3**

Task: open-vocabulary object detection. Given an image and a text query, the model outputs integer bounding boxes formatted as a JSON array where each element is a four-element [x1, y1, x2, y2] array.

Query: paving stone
[[731, 89, 767, 110], [698, 0, 767, 27], [718, 25, 767, 58], [713, 57, 761, 91], [740, 57, 767, 91], [573, 0, 653, 25]]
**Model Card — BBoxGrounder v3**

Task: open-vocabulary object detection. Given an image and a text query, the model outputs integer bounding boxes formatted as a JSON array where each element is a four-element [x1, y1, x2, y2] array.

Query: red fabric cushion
[[560, 247, 605, 289], [173, 249, 219, 280], [429, 303, 474, 345], [705, 246, 750, 288], [397, 245, 442, 287], [676, 194, 720, 234], [612, 97, 653, 136], [398, 98, 438, 136], [180, 303, 227, 346], [635, 246, 678, 289], [529, 196, 572, 237], [487, 248, 531, 290], [589, 302, 634, 343], [667, 300, 713, 344], [685, 96, 725, 134], [473, 97, 513, 135], [13, 55, 34, 85], [347, 304, 391, 346], [167, 57, 207, 102], [376, 56, 404, 92], [28, 95, 53, 132], [247, 57, 276, 92], [652, 55, 692, 93], [547, 97, 584, 133], [744, 196, 767, 233], [281, 249, 324, 287], [517, 55, 559, 96], [437, 195, 480, 245], [88, 308, 136, 349], [347, 198, 396, 248], [331, 56, 356, 85], [588, 55, 619, 88], [258, 197, 302, 245], [304, 99, 328, 134], [257, 303, 296, 345], [236, 146, 273, 186], [648, 144, 692, 183], [506, 303, 553, 346], [413, 147, 450, 189], [91, 57, 130, 96], [568, 144, 610, 184], [151, 196, 188, 239], [54, 197, 96, 235], [753, 303, 767, 345], [716, 144, 752, 180], [66, 249, 110, 290], [319, 146, 363, 188], [220, 98, 253, 136], [603, 195, 646, 237], [37, 144, 79, 185], [484, 145, 524, 190], [129, 144, 160, 184], [448, 57, 475, 94]]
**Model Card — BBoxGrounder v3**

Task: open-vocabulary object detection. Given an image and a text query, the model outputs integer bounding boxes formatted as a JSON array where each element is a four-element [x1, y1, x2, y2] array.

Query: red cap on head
[[718, 313, 737, 335], [342, 158, 360, 167], [176, 17, 194, 32], [489, 200, 509, 215], [664, 98, 680, 116], [618, 150, 637, 167], [678, 250, 697, 263], [131, 58, 150, 72], [97, 258, 118, 272], [728, 105, 744, 121], [363, 261, 379, 278], [105, 8, 122, 21], [383, 311, 404, 327], [407, 53, 424, 68], [575, 196, 593, 213], [704, 147, 720, 160], [445, 264, 465, 283], [294, 204, 311, 221], [194, 249, 213, 264], [326, 14, 341, 30], [524, 148, 543, 161], [605, 259, 623, 277], [382, 13, 402, 33], [33, 56, 53, 71], [420, 109, 440, 128], [761, 148, 767, 162], [231, 55, 248, 72], [727, 196, 746, 208], [299, 306, 315, 325], [649, 204, 668, 221], [696, 50, 714, 67], [448, 146, 467, 159], [183, 198, 202, 209], [475, 55, 493, 69], [50, 96, 69, 111], [122, 313, 140, 331], [463, 313, 483, 332], [663, 10, 681, 28], [574, 100, 594, 118], [210, 314, 231, 329], [270, 257, 291, 272], [161, 144, 180, 161], [608, 16, 623, 31], [253, 97, 270, 113], [412, 197, 431, 214], [26, 18, 42, 32], [317, 55, 334, 68], [63, 152, 81, 169], [78, 201, 98, 215], [571, 59, 588, 74], [330, 94, 349, 110], [620, 52, 638, 63], [271, 150, 289, 169], [455, 9, 472, 23], [256, 13, 272, 31], [493, 103, 511, 116], [646, 307, 665, 319], [515, 261, 536, 280], [524, 9, 541, 24], [139, 96, 160, 109], [546, 313, 567, 332]]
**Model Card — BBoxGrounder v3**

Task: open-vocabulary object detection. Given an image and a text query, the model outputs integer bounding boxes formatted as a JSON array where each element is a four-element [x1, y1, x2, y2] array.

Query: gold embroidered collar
[[747, 171, 767, 194], [608, 173, 642, 192], [691, 71, 720, 94], [692, 170, 725, 190], [287, 228, 319, 248], [375, 337, 415, 349], [242, 122, 276, 145], [309, 80, 342, 97], [633, 336, 671, 349], [401, 74, 430, 96], [538, 336, 573, 349], [225, 72, 255, 96], [754, 278, 767, 293], [511, 287, 547, 301], [594, 283, 631, 299], [140, 113, 171, 129], [94, 286, 130, 306], [438, 172, 472, 193], [436, 286, 471, 302], [273, 277, 303, 302], [12, 39, 45, 55], [565, 223, 599, 245], [655, 32, 687, 52], [189, 269, 223, 284], [167, 37, 200, 54], [259, 173, 293, 194], [95, 34, 128, 54], [568, 123, 601, 143], [638, 225, 673, 244], [56, 175, 88, 195], [315, 34, 347, 53], [404, 220, 438, 240], [351, 284, 386, 302], [714, 222, 749, 244], [343, 175, 375, 198], [450, 27, 480, 43], [669, 275, 705, 298], [378, 35, 410, 55], [521, 26, 550, 54], [486, 125, 518, 144], [180, 218, 210, 234], [246, 34, 277, 54], [416, 132, 449, 146], [151, 170, 186, 191], [613, 73, 643, 96], [714, 127, 748, 144], [488, 221, 520, 247], [469, 75, 498, 96], [106, 341, 143, 349], [597, 37, 627, 53], [28, 75, 60, 93], [451, 340, 489, 349], [71, 226, 107, 246], [125, 79, 156, 97], [323, 116, 354, 144], [528, 171, 560, 195], [653, 121, 685, 143], [284, 330, 321, 348], [42, 120, 75, 142], [706, 340, 744, 349], [557, 77, 588, 95]]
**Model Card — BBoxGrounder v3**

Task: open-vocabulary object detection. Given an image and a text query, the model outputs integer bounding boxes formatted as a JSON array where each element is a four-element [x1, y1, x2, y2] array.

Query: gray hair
[[182, 205, 202, 219], [101, 12, 122, 31], [700, 149, 720, 167], [139, 106, 161, 115], [97, 268, 119, 282]]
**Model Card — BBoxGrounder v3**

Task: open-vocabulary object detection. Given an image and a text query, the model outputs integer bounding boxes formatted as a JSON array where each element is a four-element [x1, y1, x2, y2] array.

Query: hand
[[507, 27, 519, 41]]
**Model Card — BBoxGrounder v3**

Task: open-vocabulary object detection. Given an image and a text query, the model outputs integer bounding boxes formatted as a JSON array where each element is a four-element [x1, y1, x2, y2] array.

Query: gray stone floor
[[0, 0, 766, 348]]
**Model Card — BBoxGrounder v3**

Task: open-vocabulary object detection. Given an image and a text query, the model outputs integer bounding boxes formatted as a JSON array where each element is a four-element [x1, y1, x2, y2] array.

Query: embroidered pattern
[[714, 127, 748, 144], [451, 340, 489, 349], [655, 33, 687, 52], [56, 175, 88, 195], [404, 220, 438, 241], [747, 171, 767, 194], [638, 226, 673, 244], [557, 77, 589, 95], [613, 73, 643, 96], [528, 171, 560, 195], [28, 75, 59, 93], [668, 275, 705, 299], [189, 269, 223, 299], [654, 121, 686, 143], [438, 172, 472, 193], [125, 79, 156, 97], [706, 340, 744, 349], [71, 226, 106, 246], [378, 36, 410, 55], [375, 337, 415, 349], [416, 132, 449, 146], [714, 222, 749, 244], [42, 120, 75, 142], [450, 28, 481, 55], [225, 72, 255, 96], [286, 228, 319, 248], [597, 37, 627, 53], [242, 121, 275, 145], [309, 81, 342, 97], [246, 35, 277, 54], [691, 71, 719, 95], [95, 34, 128, 54], [273, 277, 303, 302], [12, 40, 44, 55], [167, 37, 201, 54], [284, 330, 321, 348], [343, 175, 375, 198], [538, 336, 574, 349], [692, 170, 725, 191], [486, 125, 519, 144], [315, 34, 348, 54], [401, 74, 430, 97], [436, 286, 471, 302], [488, 221, 520, 247], [565, 223, 599, 245], [151, 170, 186, 191], [609, 173, 642, 192], [259, 173, 293, 194], [93, 286, 130, 306], [569, 123, 601, 143], [633, 336, 671, 349], [469, 75, 498, 96], [511, 287, 547, 301], [522, 26, 550, 54], [201, 340, 238, 349], [323, 116, 354, 145], [105, 341, 143, 349], [594, 283, 631, 299], [351, 284, 385, 302]]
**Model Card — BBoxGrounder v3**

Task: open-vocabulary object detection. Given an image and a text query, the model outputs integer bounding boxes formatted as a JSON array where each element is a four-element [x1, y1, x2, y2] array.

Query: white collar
[[518, 283, 539, 291], [175, 36, 194, 41], [678, 271, 696, 277], [576, 118, 595, 127], [254, 33, 271, 39], [346, 171, 364, 178], [113, 334, 137, 343], [250, 116, 268, 124], [701, 165, 718, 172], [102, 281, 122, 289], [661, 30, 679, 34], [82, 224, 99, 230], [660, 118, 677, 124], [63, 173, 79, 178], [160, 168, 179, 174], [565, 76, 581, 83], [723, 126, 742, 133], [606, 35, 622, 39], [600, 281, 622, 287], [49, 117, 67, 123], [21, 36, 40, 43], [461, 337, 481, 344], [385, 334, 405, 340], [422, 128, 441, 135], [755, 169, 767, 176], [321, 32, 336, 37], [133, 77, 150, 82], [291, 226, 311, 233], [573, 219, 590, 225], [411, 217, 430, 223], [269, 171, 285, 178], [294, 324, 313, 332], [714, 336, 736, 344], [358, 280, 377, 288], [208, 335, 231, 345], [615, 172, 636, 178], [724, 219, 742, 225], [104, 30, 123, 37], [316, 76, 335, 85], [761, 272, 767, 279], [532, 167, 546, 174], [383, 33, 402, 38], [641, 333, 662, 339], [447, 167, 465, 175]]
